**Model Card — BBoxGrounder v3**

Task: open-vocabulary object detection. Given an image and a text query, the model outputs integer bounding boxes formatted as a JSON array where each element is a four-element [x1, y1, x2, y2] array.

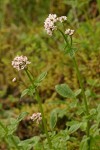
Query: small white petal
[[12, 77, 16, 82]]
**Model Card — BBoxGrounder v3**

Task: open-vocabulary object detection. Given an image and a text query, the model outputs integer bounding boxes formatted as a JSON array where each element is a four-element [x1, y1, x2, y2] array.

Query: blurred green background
[[0, 0, 100, 148]]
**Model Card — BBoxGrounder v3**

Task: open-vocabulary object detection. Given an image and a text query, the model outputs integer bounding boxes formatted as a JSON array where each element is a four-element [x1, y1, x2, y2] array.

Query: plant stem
[[58, 31, 90, 149], [36, 90, 52, 149], [25, 69, 52, 149], [67, 36, 90, 149], [72, 56, 90, 150], [25, 69, 34, 84]]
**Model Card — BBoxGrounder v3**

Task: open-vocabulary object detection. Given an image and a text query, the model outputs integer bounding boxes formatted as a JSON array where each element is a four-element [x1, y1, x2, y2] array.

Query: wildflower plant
[[11, 55, 53, 149], [44, 14, 100, 150], [0, 13, 99, 150]]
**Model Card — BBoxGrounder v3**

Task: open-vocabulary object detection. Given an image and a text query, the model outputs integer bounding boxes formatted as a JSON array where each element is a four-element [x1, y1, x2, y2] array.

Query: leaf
[[50, 110, 58, 130], [68, 123, 82, 134], [55, 84, 75, 98], [57, 109, 67, 118], [7, 119, 18, 135], [34, 71, 47, 86], [90, 136, 100, 150], [17, 112, 28, 122], [80, 136, 89, 150], [51, 129, 69, 149], [5, 135, 20, 148], [0, 122, 7, 138], [18, 136, 40, 150], [8, 112, 28, 135], [21, 89, 29, 98], [74, 89, 82, 97], [28, 85, 35, 96]]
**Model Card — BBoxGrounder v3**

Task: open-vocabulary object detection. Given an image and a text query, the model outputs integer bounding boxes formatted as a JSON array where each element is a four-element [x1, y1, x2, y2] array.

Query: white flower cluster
[[44, 14, 57, 36], [44, 14, 74, 36], [30, 113, 42, 124], [44, 14, 67, 36], [12, 56, 31, 71], [65, 28, 74, 36], [57, 16, 67, 23]]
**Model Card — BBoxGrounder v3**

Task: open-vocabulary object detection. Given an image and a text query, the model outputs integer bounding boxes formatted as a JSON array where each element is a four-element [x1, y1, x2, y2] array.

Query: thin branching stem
[[25, 69, 34, 84], [72, 56, 90, 150], [70, 37, 90, 150], [60, 30, 91, 149], [25, 69, 52, 149], [36, 90, 52, 149]]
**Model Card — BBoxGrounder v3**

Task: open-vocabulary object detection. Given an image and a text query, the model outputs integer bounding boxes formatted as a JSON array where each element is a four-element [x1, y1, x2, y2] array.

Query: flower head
[[30, 113, 42, 124], [12, 77, 16, 82], [12, 56, 31, 71], [57, 16, 67, 22], [44, 14, 57, 36], [65, 29, 74, 36]]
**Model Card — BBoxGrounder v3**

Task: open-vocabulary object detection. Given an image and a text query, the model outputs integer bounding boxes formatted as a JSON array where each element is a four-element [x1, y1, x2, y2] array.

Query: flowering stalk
[[69, 37, 90, 150], [24, 69, 52, 149], [35, 90, 52, 149], [12, 56, 52, 148], [65, 34, 90, 149], [61, 32, 90, 149], [44, 14, 90, 149]]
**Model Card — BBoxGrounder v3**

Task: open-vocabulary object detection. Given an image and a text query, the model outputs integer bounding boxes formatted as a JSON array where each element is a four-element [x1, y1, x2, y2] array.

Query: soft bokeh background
[[0, 0, 100, 149]]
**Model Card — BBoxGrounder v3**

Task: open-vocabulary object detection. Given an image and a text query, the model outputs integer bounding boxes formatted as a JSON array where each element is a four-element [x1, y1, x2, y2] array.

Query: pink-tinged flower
[[57, 16, 67, 22], [44, 14, 57, 36], [12, 56, 31, 71], [65, 29, 75, 36], [12, 77, 16, 82], [30, 113, 42, 124]]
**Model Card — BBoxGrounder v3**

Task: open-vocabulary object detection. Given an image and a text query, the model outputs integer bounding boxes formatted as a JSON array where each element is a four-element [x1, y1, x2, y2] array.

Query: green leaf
[[55, 84, 75, 98], [80, 136, 89, 150], [0, 122, 7, 138], [68, 123, 82, 134], [18, 136, 40, 150], [7, 119, 18, 135], [50, 110, 58, 130], [34, 71, 47, 86], [21, 89, 29, 98], [90, 136, 100, 150], [97, 104, 100, 123], [28, 85, 35, 96], [17, 112, 28, 122], [8, 112, 28, 135], [74, 89, 82, 97], [5, 135, 20, 149]]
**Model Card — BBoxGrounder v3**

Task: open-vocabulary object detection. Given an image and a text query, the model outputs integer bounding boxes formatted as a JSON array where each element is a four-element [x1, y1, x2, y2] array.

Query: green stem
[[56, 30, 90, 149], [70, 37, 90, 145], [63, 34, 90, 149], [36, 90, 52, 149], [25, 69, 34, 84], [58, 28, 69, 46], [72, 56, 90, 150], [72, 57, 89, 114], [25, 69, 52, 149]]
